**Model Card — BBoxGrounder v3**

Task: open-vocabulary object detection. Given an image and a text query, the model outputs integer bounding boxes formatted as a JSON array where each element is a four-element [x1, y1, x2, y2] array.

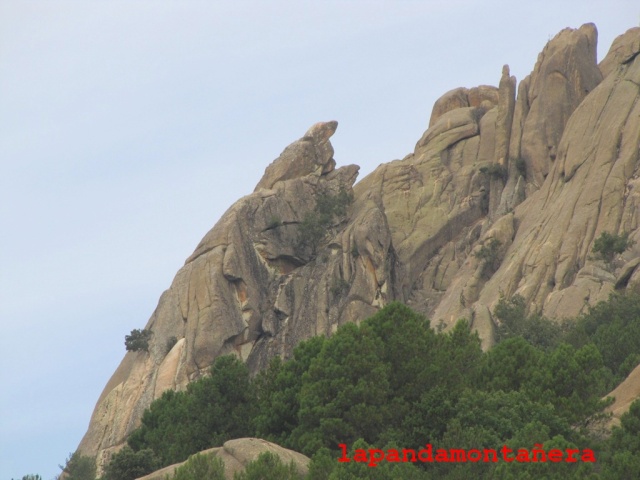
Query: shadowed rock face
[[78, 24, 640, 472]]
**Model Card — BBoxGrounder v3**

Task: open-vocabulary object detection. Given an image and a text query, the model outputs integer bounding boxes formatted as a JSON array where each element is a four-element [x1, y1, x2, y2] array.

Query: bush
[[125, 328, 152, 352], [479, 163, 507, 182], [330, 278, 350, 297], [171, 452, 225, 480], [233, 452, 302, 480], [102, 446, 159, 480], [251, 336, 326, 446], [297, 188, 353, 255], [305, 448, 335, 480], [515, 157, 527, 178], [127, 355, 255, 466], [322, 439, 425, 479], [57, 451, 96, 480], [566, 292, 640, 381], [602, 399, 640, 478], [494, 294, 564, 349], [592, 231, 635, 262], [474, 238, 502, 278], [165, 336, 178, 354], [267, 215, 282, 229], [297, 211, 328, 255]]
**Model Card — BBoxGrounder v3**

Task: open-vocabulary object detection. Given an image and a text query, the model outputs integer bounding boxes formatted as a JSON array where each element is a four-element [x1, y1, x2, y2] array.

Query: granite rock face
[[254, 121, 338, 191], [80, 121, 363, 471], [78, 24, 640, 471], [432, 23, 640, 328], [511, 23, 603, 193], [599, 27, 640, 78]]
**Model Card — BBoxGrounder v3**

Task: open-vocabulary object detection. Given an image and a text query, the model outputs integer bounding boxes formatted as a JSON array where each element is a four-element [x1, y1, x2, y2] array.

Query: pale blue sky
[[1, 1, 638, 478]]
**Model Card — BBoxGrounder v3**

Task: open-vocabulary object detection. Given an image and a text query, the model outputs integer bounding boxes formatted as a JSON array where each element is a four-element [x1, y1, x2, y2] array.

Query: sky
[[1, 1, 638, 478]]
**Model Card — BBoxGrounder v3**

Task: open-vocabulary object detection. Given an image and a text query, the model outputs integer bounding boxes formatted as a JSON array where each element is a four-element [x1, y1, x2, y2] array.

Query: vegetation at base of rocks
[[12, 475, 42, 480], [312, 440, 430, 480], [473, 238, 502, 278], [97, 294, 640, 479], [125, 328, 152, 352], [166, 451, 303, 480], [127, 355, 254, 466], [564, 291, 640, 384], [297, 188, 353, 256], [494, 294, 567, 349], [170, 452, 225, 480], [592, 231, 635, 262], [479, 163, 507, 182], [495, 291, 640, 386], [601, 399, 640, 478], [56, 451, 96, 480], [100, 447, 159, 480], [233, 452, 303, 480], [165, 335, 178, 354]]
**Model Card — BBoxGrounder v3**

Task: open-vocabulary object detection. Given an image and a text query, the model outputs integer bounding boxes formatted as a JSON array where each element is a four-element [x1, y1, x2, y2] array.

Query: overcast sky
[[1, 1, 638, 478]]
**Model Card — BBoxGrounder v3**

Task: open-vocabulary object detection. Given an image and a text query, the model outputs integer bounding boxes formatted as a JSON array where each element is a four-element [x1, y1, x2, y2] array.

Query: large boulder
[[136, 438, 310, 480]]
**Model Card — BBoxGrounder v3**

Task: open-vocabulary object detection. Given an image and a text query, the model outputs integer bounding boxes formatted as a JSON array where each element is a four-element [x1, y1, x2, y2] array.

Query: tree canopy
[[93, 294, 640, 479]]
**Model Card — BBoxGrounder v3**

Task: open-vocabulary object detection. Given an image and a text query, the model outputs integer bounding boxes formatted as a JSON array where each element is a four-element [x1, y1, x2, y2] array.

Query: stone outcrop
[[509, 23, 603, 194], [253, 121, 338, 191], [77, 24, 640, 471], [80, 120, 363, 472], [606, 364, 640, 427], [136, 438, 310, 480], [429, 86, 499, 127], [599, 27, 640, 78], [495, 24, 638, 319]]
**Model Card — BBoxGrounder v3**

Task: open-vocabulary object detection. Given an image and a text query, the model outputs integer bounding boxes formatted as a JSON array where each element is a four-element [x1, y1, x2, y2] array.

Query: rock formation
[[77, 23, 640, 472], [136, 438, 310, 480]]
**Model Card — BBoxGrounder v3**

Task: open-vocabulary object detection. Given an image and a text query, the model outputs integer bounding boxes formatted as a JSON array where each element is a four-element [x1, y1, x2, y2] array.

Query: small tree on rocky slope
[[592, 231, 635, 263], [297, 187, 353, 256], [125, 328, 152, 352], [56, 451, 96, 480]]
